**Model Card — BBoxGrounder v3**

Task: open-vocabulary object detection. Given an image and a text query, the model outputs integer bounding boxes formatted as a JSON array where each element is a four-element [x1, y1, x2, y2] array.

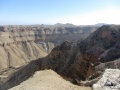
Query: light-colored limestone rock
[[0, 25, 98, 71], [9, 70, 91, 90], [93, 69, 120, 90]]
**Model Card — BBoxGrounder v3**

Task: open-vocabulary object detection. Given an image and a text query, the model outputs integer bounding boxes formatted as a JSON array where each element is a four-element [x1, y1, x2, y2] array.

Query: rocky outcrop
[[0, 41, 47, 71], [0, 25, 98, 44], [0, 41, 92, 90], [39, 25, 120, 85], [1, 25, 120, 89], [0, 58, 43, 90], [0, 24, 98, 71], [0, 41, 95, 89], [79, 25, 120, 63], [40, 41, 94, 84], [93, 69, 120, 90], [95, 58, 120, 72]]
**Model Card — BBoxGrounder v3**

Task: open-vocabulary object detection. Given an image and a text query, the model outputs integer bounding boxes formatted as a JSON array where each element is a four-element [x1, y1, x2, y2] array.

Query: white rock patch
[[93, 69, 120, 90]]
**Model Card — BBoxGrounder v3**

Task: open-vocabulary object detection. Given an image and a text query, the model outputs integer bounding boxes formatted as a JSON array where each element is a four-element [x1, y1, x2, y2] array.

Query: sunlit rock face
[[0, 25, 98, 71], [39, 25, 120, 85], [93, 69, 120, 90], [1, 25, 120, 89]]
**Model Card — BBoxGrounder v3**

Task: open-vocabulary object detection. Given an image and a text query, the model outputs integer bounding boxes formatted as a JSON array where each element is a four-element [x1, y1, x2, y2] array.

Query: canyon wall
[[0, 24, 98, 71], [2, 25, 120, 89], [40, 25, 120, 85], [0, 30, 48, 71]]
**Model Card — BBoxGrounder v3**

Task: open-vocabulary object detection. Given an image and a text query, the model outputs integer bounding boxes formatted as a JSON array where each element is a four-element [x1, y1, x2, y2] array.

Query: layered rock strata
[[1, 25, 120, 89], [40, 25, 120, 85], [0, 25, 98, 71], [79, 25, 120, 63]]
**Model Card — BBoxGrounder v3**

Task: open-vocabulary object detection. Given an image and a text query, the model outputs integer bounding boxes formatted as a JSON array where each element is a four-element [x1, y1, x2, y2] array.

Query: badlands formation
[[1, 24, 120, 90], [40, 25, 120, 83], [0, 24, 98, 89], [0, 24, 98, 71]]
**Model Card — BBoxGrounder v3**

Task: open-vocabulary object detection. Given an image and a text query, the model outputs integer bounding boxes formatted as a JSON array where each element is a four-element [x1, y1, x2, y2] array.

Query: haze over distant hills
[[0, 0, 120, 90], [0, 24, 120, 90], [0, 24, 100, 71]]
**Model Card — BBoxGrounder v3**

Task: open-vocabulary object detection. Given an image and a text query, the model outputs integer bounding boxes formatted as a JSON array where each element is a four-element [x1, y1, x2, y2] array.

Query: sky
[[0, 0, 120, 25]]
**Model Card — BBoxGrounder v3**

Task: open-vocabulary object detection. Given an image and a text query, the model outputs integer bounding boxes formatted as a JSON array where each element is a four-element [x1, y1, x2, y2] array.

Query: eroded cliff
[[1, 25, 120, 90], [39, 25, 120, 85], [0, 24, 98, 71], [79, 25, 120, 63]]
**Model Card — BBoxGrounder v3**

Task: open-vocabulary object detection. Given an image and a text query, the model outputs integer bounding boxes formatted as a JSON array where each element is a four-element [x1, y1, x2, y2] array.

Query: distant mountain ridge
[[94, 23, 108, 26], [79, 25, 120, 62], [54, 23, 75, 27], [40, 25, 120, 85], [0, 24, 120, 90], [0, 24, 99, 71]]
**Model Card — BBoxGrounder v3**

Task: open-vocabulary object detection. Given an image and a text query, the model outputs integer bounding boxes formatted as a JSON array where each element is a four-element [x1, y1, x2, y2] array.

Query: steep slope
[[0, 41, 47, 71], [9, 70, 91, 90], [0, 25, 98, 71], [0, 58, 42, 90], [79, 25, 120, 63], [40, 25, 120, 85], [0, 41, 92, 90], [0, 28, 49, 71], [40, 41, 93, 83], [1, 25, 120, 89]]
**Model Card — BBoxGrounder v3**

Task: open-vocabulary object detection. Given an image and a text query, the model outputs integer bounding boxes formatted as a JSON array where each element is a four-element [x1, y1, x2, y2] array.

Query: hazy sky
[[0, 0, 120, 25]]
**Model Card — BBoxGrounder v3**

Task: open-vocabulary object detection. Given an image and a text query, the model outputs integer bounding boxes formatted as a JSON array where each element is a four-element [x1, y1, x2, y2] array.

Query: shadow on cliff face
[[1, 25, 120, 90], [79, 25, 120, 63], [39, 25, 120, 85], [40, 41, 93, 83], [0, 41, 94, 90], [0, 58, 43, 90]]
